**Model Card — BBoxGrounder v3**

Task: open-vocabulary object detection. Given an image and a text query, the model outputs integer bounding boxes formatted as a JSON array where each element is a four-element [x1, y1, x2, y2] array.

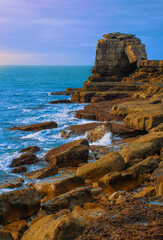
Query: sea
[[0, 66, 112, 181]]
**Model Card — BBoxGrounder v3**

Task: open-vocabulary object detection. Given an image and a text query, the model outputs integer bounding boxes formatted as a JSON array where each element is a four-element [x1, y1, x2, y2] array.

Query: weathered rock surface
[[9, 153, 40, 168], [120, 132, 163, 163], [0, 187, 40, 223], [123, 109, 163, 131], [0, 230, 13, 240], [45, 138, 89, 167], [20, 146, 40, 153], [51, 88, 79, 95], [21, 214, 86, 240], [76, 152, 125, 181], [34, 176, 85, 197], [42, 187, 93, 214], [24, 166, 58, 180], [10, 121, 57, 132], [60, 122, 103, 139]]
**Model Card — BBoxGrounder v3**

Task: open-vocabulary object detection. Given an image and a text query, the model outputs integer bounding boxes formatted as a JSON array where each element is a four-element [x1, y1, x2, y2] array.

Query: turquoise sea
[[0, 66, 95, 174]]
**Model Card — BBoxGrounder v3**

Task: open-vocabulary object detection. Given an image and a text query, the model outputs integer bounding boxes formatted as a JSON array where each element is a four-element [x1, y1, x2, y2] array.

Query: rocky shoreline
[[0, 33, 162, 240]]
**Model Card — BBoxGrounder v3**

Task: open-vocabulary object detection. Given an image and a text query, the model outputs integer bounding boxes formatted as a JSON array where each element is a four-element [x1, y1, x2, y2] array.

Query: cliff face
[[71, 32, 163, 103]]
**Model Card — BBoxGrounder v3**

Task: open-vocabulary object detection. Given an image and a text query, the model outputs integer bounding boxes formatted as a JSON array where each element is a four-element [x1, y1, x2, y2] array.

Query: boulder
[[21, 214, 86, 240], [0, 187, 40, 223], [45, 139, 89, 167], [24, 166, 58, 180], [9, 153, 40, 168], [20, 146, 40, 153], [0, 230, 13, 240], [125, 44, 147, 64], [86, 123, 113, 142], [98, 171, 142, 193], [34, 176, 85, 197], [76, 152, 125, 181], [42, 187, 93, 214], [98, 155, 161, 193], [120, 132, 163, 163], [11, 166, 27, 174], [10, 121, 57, 132], [60, 122, 103, 139], [128, 155, 161, 175]]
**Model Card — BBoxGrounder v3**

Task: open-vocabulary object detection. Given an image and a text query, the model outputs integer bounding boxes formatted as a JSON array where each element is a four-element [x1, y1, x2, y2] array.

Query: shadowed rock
[[25, 166, 58, 180], [10, 121, 57, 132], [45, 139, 89, 167], [9, 153, 40, 168], [20, 146, 40, 153]]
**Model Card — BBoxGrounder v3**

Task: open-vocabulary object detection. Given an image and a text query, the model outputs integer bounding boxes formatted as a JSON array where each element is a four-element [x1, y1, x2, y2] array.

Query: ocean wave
[[90, 132, 112, 146]]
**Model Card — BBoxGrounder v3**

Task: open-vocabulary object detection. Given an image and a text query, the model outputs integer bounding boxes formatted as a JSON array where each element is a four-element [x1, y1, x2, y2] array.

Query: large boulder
[[21, 214, 86, 240], [42, 187, 93, 214], [24, 166, 58, 180], [9, 121, 57, 131], [9, 153, 40, 168], [0, 187, 40, 223], [76, 152, 125, 181], [120, 132, 163, 163], [45, 139, 89, 167], [34, 176, 85, 197], [125, 44, 147, 64]]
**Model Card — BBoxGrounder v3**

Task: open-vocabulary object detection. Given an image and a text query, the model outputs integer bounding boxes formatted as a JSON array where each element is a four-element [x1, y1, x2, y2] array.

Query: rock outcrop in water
[[71, 32, 163, 103]]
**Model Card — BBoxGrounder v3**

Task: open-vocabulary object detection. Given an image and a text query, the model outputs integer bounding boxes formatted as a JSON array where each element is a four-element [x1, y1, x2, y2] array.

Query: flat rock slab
[[0, 187, 40, 223], [49, 99, 73, 104], [60, 122, 104, 139], [76, 152, 125, 181], [42, 187, 93, 214], [35, 175, 85, 197], [9, 153, 40, 168], [45, 138, 89, 167], [10, 121, 57, 131], [24, 166, 58, 180]]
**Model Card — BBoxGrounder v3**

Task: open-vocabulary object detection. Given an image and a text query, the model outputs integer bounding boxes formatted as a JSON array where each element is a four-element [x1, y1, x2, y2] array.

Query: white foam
[[90, 132, 112, 146]]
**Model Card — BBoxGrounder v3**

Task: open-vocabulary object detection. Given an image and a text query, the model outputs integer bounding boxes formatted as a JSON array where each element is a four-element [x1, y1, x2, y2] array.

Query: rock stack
[[72, 32, 163, 103]]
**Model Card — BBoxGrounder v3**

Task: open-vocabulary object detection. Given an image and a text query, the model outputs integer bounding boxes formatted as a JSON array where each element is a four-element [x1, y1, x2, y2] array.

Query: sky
[[0, 0, 162, 65]]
